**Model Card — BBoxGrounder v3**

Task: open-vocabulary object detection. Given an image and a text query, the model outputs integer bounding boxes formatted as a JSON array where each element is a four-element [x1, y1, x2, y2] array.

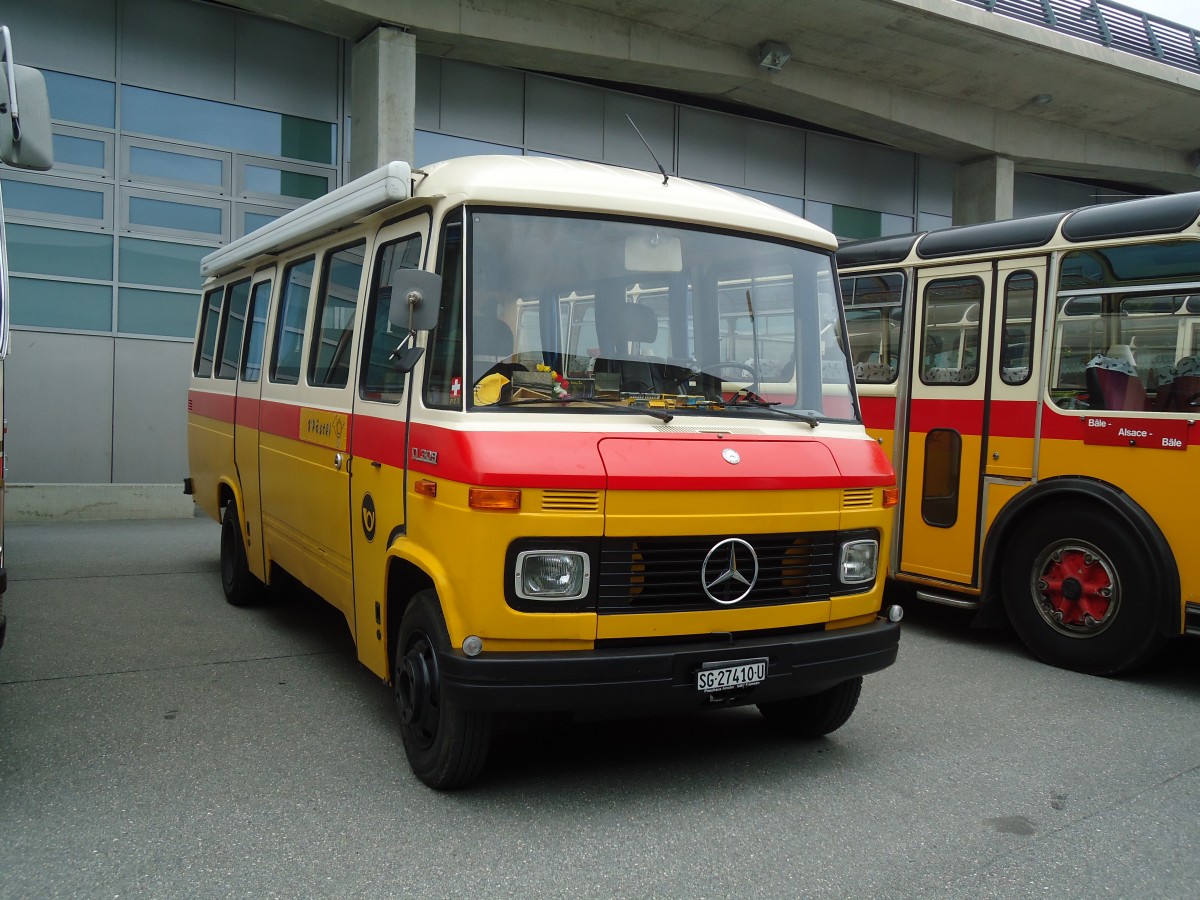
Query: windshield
[[431, 208, 856, 422]]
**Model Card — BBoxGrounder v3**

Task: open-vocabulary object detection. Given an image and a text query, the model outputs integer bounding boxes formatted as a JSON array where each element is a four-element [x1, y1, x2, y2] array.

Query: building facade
[[0, 0, 1191, 511]]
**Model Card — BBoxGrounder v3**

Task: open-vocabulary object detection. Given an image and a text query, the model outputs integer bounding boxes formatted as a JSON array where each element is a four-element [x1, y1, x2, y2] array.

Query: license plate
[[696, 658, 768, 693]]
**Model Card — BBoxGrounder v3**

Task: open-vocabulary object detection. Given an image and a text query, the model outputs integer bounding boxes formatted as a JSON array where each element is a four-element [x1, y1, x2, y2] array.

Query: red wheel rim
[[1031, 540, 1118, 637]]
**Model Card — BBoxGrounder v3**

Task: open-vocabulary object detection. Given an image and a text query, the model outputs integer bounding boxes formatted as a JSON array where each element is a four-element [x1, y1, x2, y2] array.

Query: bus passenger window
[[424, 221, 464, 410], [309, 240, 366, 389], [194, 287, 222, 377], [920, 277, 982, 386], [269, 257, 316, 385], [921, 428, 961, 528], [361, 232, 423, 402], [240, 280, 271, 383], [215, 279, 251, 380], [1000, 271, 1036, 385]]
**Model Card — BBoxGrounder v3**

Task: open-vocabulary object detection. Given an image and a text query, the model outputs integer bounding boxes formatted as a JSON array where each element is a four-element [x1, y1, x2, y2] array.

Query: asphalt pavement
[[1, 515, 1197, 899]]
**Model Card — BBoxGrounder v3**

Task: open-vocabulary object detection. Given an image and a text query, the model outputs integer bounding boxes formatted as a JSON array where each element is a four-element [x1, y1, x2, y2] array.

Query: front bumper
[[439, 617, 900, 713]]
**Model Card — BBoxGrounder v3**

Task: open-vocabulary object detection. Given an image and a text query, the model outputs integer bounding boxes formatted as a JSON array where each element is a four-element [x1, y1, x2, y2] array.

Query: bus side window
[[269, 257, 316, 385], [424, 220, 464, 410], [194, 286, 223, 377], [360, 232, 423, 402], [214, 279, 251, 380], [1000, 271, 1036, 386], [921, 277, 982, 385], [921, 428, 961, 527], [240, 280, 272, 383], [309, 240, 366, 389]]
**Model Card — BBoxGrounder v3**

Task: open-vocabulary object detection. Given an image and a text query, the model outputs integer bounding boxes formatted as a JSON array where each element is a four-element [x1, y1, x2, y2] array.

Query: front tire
[[394, 591, 492, 789], [220, 503, 262, 607], [757, 677, 862, 737], [1002, 502, 1166, 675]]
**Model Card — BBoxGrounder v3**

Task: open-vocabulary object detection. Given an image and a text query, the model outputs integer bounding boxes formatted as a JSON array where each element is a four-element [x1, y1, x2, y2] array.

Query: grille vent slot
[[842, 488, 874, 509], [542, 490, 601, 512]]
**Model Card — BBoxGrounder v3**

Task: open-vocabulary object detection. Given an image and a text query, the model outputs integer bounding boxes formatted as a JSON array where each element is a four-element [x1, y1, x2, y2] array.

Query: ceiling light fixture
[[757, 41, 792, 72]]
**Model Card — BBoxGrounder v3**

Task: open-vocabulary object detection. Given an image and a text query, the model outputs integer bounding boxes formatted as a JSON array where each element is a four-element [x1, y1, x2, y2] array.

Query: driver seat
[[594, 302, 663, 392]]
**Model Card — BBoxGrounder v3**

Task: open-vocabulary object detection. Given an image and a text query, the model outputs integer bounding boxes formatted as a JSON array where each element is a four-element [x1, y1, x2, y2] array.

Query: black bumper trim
[[439, 617, 900, 713]]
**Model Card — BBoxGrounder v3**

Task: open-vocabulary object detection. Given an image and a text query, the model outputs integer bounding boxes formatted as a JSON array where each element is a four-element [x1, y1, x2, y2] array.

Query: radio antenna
[[626, 115, 668, 185]]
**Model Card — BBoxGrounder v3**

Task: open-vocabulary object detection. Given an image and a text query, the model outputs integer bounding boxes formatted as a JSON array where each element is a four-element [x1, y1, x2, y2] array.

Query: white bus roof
[[201, 155, 834, 279]]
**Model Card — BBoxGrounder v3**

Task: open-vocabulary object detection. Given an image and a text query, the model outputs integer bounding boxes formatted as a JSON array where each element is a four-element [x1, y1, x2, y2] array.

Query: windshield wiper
[[493, 396, 674, 423], [724, 394, 820, 427]]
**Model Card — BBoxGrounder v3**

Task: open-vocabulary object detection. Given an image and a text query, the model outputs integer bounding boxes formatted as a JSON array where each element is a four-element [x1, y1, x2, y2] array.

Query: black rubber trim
[[1185, 603, 1200, 637], [1062, 192, 1200, 242], [437, 618, 899, 713], [836, 233, 922, 267]]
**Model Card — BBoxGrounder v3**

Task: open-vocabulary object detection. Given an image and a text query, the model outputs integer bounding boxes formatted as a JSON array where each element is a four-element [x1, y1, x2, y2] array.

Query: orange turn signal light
[[883, 486, 900, 508], [414, 480, 438, 498], [469, 488, 521, 511]]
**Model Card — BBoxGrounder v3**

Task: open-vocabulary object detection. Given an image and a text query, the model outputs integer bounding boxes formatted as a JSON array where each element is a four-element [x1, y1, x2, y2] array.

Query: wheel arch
[[383, 553, 436, 681], [979, 475, 1179, 636]]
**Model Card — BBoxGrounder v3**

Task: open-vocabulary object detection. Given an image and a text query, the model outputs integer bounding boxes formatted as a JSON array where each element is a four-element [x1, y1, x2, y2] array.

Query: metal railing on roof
[[956, 0, 1200, 75]]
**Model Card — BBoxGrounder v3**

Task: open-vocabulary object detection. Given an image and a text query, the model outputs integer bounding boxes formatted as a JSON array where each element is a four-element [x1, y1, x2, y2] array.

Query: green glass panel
[[53, 133, 107, 169], [128, 196, 223, 235], [7, 224, 113, 280], [1, 177, 105, 219], [833, 205, 883, 240], [10, 277, 112, 331], [122, 86, 335, 164], [118, 287, 202, 338], [43, 70, 115, 128], [118, 238, 207, 290]]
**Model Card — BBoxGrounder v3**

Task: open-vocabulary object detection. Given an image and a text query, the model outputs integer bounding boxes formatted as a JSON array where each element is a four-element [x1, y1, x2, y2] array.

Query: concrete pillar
[[349, 24, 416, 179], [953, 155, 1015, 225]]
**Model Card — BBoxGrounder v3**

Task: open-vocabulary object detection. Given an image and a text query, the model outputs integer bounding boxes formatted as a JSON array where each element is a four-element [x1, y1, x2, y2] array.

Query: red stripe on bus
[[187, 389, 235, 422]]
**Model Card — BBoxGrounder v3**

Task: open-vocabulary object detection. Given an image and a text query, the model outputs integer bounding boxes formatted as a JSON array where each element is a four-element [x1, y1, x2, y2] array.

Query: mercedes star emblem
[[701, 537, 759, 605], [722, 448, 741, 465]]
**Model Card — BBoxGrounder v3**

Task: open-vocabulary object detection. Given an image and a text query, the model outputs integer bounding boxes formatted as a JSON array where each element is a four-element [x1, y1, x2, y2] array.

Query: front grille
[[598, 532, 837, 614]]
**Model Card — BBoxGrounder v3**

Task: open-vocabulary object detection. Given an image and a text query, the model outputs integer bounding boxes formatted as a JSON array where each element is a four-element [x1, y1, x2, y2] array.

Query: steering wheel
[[701, 361, 761, 397]]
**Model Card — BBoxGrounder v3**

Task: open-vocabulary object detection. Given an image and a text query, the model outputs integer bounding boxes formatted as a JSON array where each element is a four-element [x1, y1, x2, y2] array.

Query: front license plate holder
[[696, 657, 768, 693]]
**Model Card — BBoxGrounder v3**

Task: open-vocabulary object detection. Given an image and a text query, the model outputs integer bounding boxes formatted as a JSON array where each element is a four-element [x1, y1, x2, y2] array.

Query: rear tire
[[394, 590, 492, 789], [1002, 502, 1166, 675], [757, 677, 862, 737], [220, 503, 262, 607]]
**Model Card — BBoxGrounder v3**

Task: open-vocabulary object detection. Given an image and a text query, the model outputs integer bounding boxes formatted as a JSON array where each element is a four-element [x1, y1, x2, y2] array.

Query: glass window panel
[[10, 277, 112, 331], [1, 177, 105, 219], [53, 133, 107, 169], [128, 196, 224, 235], [244, 164, 329, 201], [118, 238, 207, 290], [244, 211, 278, 234], [216, 280, 252, 379], [241, 280, 272, 383], [120, 287, 202, 339], [121, 86, 336, 164], [833, 205, 883, 241], [270, 258, 316, 384], [362, 232, 424, 402], [1000, 271, 1037, 385], [309, 242, 365, 388], [921, 277, 982, 386], [42, 70, 115, 128], [195, 288, 222, 376], [921, 428, 961, 527], [129, 146, 224, 187], [7, 224, 113, 280]]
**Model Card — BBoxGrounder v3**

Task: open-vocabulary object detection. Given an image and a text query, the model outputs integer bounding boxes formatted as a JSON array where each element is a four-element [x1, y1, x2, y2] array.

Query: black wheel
[[757, 677, 862, 737], [220, 503, 262, 607], [1002, 503, 1166, 675], [394, 590, 492, 789]]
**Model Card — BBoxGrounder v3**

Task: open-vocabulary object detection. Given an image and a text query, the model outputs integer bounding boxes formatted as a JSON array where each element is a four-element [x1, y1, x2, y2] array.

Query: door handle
[[333, 452, 343, 470]]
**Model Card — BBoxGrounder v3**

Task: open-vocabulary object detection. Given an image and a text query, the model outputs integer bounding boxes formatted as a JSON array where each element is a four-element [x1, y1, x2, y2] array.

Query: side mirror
[[0, 35, 53, 171], [386, 268, 443, 333]]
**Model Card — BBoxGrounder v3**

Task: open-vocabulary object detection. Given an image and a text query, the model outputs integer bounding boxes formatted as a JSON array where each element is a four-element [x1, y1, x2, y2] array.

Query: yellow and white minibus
[[837, 192, 1200, 675], [187, 155, 901, 788]]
